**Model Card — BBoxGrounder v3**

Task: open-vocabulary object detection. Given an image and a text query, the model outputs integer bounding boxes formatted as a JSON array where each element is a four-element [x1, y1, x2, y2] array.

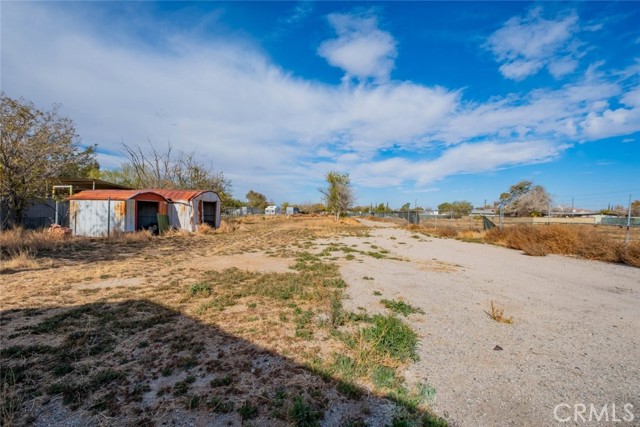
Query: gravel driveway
[[334, 220, 640, 426]]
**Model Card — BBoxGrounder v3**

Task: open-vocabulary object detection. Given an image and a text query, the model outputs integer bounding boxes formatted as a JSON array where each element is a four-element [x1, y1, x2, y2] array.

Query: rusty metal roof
[[150, 189, 218, 201], [53, 178, 131, 191], [68, 190, 169, 201]]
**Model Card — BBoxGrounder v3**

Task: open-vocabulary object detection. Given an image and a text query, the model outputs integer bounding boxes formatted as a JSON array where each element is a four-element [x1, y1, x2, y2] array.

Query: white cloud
[[2, 3, 638, 203], [486, 8, 580, 80], [318, 12, 397, 83]]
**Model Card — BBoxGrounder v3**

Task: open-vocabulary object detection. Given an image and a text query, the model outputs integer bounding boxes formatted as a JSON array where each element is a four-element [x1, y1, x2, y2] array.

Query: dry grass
[[407, 221, 638, 268], [486, 301, 513, 324], [619, 241, 640, 267], [485, 224, 631, 264], [0, 227, 64, 258], [1, 216, 442, 426], [0, 250, 39, 272]]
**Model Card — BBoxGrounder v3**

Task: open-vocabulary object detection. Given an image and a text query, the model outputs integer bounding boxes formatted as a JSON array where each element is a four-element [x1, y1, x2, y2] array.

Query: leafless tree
[[114, 142, 232, 203]]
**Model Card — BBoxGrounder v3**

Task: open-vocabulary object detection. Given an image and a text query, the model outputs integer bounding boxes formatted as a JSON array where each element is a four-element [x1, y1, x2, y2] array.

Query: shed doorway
[[137, 201, 159, 231], [202, 201, 217, 227]]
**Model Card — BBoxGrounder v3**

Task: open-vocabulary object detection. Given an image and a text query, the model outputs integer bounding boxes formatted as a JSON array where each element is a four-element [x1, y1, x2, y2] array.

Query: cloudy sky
[[2, 1, 639, 209]]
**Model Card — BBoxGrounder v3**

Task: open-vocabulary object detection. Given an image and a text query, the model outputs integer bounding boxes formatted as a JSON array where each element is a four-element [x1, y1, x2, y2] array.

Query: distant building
[[286, 206, 299, 215], [265, 205, 281, 215]]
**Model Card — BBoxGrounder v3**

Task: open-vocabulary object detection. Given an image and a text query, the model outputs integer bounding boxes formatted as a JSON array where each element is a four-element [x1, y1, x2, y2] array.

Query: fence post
[[499, 203, 505, 229], [107, 197, 111, 238], [625, 194, 632, 245]]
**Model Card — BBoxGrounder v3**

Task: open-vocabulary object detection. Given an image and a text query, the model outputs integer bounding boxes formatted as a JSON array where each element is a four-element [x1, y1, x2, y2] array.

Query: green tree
[[400, 202, 411, 211], [0, 93, 97, 226], [437, 202, 453, 216], [246, 190, 268, 210], [320, 171, 354, 221], [438, 201, 472, 218], [500, 180, 551, 217]]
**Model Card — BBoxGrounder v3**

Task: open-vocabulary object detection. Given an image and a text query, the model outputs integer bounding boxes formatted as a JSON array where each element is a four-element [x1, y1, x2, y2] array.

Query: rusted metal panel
[[68, 190, 169, 202], [114, 201, 126, 217]]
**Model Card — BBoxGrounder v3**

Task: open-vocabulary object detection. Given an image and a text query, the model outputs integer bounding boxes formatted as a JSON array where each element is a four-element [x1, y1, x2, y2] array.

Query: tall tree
[[0, 93, 97, 226], [320, 171, 354, 221], [500, 180, 551, 217], [102, 142, 233, 207], [245, 190, 268, 210]]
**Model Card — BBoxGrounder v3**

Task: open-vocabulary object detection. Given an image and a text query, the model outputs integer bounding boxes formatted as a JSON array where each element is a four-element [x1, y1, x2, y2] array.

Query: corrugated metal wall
[[168, 192, 220, 231], [168, 201, 195, 231], [71, 200, 129, 237]]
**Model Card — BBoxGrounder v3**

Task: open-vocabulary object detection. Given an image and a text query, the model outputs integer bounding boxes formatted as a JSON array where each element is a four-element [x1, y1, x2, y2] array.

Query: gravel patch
[[337, 220, 640, 426]]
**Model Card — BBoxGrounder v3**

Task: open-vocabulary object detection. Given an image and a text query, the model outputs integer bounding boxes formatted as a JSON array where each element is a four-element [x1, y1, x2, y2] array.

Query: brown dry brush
[[486, 301, 513, 324], [485, 225, 639, 267]]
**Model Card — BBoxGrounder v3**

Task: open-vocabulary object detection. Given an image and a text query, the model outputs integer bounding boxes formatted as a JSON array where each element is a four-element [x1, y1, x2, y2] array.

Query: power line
[[550, 189, 639, 198]]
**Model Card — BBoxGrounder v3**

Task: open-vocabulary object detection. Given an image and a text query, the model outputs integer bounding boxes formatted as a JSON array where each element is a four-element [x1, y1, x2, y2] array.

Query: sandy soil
[[335, 219, 640, 426]]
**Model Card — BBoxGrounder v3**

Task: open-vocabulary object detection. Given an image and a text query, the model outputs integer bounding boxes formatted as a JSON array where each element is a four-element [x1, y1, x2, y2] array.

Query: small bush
[[381, 299, 425, 317], [433, 226, 457, 238], [363, 315, 419, 362], [189, 282, 212, 297], [289, 396, 321, 426]]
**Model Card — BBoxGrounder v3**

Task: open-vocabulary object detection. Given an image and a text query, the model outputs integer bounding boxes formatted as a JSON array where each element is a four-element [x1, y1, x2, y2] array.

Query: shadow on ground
[[1, 300, 446, 426]]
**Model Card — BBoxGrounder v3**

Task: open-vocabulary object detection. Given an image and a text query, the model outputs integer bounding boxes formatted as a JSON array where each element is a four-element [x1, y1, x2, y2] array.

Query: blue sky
[[2, 1, 639, 210]]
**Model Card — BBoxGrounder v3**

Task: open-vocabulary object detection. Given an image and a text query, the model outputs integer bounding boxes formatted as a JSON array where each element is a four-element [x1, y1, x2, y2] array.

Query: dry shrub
[[574, 230, 620, 262], [406, 224, 421, 231], [214, 220, 236, 234], [521, 241, 549, 256], [196, 223, 216, 235], [433, 226, 457, 238], [109, 229, 154, 242], [619, 241, 640, 267], [339, 217, 361, 226], [537, 225, 581, 255], [458, 230, 484, 242], [0, 227, 63, 258], [0, 249, 38, 272], [485, 224, 637, 266]]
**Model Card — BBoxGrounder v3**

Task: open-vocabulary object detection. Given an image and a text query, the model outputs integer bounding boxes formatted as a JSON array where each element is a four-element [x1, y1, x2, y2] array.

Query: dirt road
[[334, 219, 640, 426]]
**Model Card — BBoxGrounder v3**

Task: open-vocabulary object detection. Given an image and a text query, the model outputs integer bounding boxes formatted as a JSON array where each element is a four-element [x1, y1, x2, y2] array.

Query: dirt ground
[[2, 216, 638, 426], [336, 219, 640, 426]]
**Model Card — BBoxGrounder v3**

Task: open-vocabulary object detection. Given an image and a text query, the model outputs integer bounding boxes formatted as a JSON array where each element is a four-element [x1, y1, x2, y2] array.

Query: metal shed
[[68, 190, 170, 237], [153, 190, 221, 231]]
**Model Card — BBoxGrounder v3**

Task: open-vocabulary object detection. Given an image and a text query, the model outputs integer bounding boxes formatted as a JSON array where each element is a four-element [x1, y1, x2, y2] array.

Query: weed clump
[[363, 315, 419, 362], [486, 301, 513, 324], [381, 299, 425, 317]]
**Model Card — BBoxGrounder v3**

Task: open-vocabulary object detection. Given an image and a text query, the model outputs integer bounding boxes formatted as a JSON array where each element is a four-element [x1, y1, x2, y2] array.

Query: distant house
[[286, 206, 299, 215], [265, 205, 281, 215]]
